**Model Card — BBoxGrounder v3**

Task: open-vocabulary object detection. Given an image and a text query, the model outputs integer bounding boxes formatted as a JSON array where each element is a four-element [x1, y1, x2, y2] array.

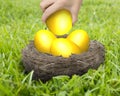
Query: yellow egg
[[67, 30, 90, 52], [50, 38, 81, 58], [46, 9, 72, 36], [34, 30, 56, 53]]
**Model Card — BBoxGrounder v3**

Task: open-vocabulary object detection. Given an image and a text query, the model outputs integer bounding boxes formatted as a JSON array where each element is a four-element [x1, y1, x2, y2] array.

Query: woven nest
[[22, 40, 105, 82]]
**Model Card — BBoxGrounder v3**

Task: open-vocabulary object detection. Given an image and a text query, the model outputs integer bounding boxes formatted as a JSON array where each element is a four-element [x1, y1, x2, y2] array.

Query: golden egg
[[50, 38, 81, 58], [34, 30, 56, 53], [67, 30, 90, 52], [46, 9, 72, 36]]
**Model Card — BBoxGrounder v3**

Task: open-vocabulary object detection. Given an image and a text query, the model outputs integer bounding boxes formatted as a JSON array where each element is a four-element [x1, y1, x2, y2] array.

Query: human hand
[[40, 0, 83, 24]]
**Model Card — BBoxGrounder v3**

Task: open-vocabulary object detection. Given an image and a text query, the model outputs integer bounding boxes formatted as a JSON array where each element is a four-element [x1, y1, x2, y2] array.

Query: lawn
[[0, 0, 120, 96]]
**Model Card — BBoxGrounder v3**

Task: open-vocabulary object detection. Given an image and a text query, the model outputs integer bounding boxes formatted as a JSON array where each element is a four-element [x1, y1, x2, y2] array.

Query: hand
[[40, 0, 83, 24]]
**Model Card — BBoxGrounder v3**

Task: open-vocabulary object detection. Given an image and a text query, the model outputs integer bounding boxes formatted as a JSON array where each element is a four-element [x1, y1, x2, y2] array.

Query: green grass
[[0, 0, 120, 95]]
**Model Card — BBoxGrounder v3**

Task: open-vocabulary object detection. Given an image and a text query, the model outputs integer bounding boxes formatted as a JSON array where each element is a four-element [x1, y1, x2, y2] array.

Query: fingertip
[[41, 9, 52, 23], [72, 15, 77, 25], [73, 18, 78, 25], [41, 16, 46, 23]]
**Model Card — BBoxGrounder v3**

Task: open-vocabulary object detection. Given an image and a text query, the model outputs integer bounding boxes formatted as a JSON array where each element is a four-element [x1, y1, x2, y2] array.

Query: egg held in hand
[[67, 30, 90, 52], [50, 38, 82, 58], [34, 30, 56, 54], [46, 9, 72, 36]]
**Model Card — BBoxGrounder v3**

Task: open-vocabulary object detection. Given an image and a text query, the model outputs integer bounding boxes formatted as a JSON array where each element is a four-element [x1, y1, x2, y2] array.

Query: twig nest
[[22, 40, 105, 82]]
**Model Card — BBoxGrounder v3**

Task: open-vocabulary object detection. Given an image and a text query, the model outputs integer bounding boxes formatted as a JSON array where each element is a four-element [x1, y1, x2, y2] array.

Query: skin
[[40, 0, 83, 24]]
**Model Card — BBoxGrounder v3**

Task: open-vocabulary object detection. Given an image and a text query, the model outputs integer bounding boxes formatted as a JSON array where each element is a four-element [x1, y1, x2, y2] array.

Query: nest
[[22, 40, 105, 82]]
